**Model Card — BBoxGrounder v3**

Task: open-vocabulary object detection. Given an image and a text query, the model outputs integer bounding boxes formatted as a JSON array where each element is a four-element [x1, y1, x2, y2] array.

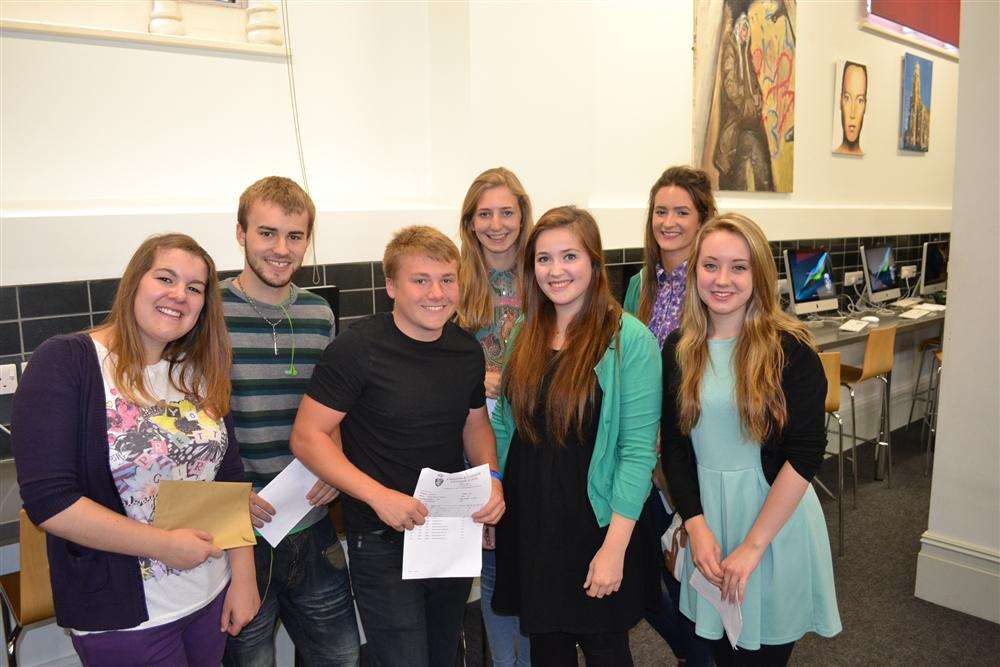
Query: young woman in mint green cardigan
[[489, 206, 661, 665]]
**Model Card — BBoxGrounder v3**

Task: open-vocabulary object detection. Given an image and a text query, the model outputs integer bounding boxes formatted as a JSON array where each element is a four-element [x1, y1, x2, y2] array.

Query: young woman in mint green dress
[[662, 214, 841, 665]]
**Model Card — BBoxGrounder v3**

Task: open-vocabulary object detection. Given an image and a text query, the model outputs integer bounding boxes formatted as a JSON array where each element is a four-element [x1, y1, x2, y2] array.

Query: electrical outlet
[[0, 364, 16, 395], [844, 271, 863, 287], [776, 278, 789, 295], [901, 265, 917, 279]]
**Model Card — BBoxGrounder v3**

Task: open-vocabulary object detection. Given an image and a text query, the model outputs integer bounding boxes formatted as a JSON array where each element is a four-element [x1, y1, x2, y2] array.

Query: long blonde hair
[[637, 166, 717, 323], [676, 214, 812, 443], [94, 234, 232, 419], [457, 167, 534, 331], [503, 206, 621, 447]]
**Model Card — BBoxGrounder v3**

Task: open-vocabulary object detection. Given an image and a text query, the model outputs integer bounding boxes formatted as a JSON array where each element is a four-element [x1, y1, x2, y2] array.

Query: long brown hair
[[457, 167, 534, 331], [503, 206, 621, 446], [94, 234, 232, 418], [637, 166, 717, 323], [675, 214, 812, 443]]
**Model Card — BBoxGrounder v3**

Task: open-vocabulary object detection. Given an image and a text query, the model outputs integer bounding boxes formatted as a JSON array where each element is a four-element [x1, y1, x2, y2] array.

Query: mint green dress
[[677, 337, 842, 650]]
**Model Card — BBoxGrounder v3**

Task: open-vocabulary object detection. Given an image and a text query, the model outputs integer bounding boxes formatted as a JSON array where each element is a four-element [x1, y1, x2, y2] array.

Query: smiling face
[[696, 230, 753, 334], [472, 186, 522, 268], [133, 248, 208, 363], [840, 64, 868, 146], [533, 227, 594, 320], [385, 253, 460, 342], [237, 199, 310, 300], [652, 185, 701, 269]]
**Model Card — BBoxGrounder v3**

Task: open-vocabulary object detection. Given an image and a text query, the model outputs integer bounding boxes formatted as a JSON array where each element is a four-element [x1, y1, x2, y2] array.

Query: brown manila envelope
[[152, 480, 257, 549]]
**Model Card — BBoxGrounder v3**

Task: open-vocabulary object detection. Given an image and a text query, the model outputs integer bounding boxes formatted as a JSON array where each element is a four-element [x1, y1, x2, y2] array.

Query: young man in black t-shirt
[[291, 226, 505, 667]]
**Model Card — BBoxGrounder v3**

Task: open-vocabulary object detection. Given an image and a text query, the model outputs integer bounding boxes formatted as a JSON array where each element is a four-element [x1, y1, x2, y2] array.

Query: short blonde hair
[[238, 176, 316, 237], [383, 226, 460, 280]]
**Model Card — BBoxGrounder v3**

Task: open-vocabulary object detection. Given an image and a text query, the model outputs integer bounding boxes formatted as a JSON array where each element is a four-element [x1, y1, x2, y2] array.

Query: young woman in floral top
[[623, 165, 718, 667], [457, 167, 535, 666]]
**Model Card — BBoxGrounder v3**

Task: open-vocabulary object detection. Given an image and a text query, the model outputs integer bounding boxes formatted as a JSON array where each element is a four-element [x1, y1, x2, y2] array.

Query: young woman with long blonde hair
[[13, 234, 259, 666], [662, 214, 841, 666], [491, 206, 661, 665], [457, 167, 534, 665]]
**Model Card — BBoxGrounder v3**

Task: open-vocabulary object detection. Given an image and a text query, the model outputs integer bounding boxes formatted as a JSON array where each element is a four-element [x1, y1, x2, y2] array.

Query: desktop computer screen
[[861, 245, 902, 303], [920, 241, 949, 295], [784, 248, 838, 315]]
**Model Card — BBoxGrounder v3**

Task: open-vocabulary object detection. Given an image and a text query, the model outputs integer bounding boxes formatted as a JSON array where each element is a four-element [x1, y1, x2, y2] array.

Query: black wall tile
[[0, 287, 17, 321], [21, 315, 90, 352], [293, 264, 325, 288], [373, 263, 386, 287], [325, 263, 372, 290], [624, 248, 644, 263], [89, 279, 120, 312], [0, 323, 20, 356], [374, 288, 393, 313], [18, 282, 89, 318], [339, 290, 374, 318], [606, 266, 625, 304], [603, 249, 624, 265], [92, 312, 111, 326]]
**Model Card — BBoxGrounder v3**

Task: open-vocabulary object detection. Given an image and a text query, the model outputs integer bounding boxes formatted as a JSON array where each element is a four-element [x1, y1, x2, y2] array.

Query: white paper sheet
[[402, 464, 492, 579], [256, 459, 320, 547], [690, 568, 744, 649], [661, 512, 686, 580]]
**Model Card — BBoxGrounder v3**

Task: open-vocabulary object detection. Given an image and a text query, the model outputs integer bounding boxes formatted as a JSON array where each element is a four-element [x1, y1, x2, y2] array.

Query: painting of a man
[[833, 61, 867, 156]]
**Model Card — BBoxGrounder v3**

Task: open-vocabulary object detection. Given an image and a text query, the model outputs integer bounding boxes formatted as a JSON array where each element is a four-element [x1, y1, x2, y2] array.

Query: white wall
[[0, 0, 959, 286], [914, 0, 1000, 623]]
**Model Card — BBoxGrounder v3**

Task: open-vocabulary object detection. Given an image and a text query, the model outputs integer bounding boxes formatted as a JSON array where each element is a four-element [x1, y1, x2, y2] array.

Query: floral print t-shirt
[[474, 268, 521, 373], [90, 337, 230, 632]]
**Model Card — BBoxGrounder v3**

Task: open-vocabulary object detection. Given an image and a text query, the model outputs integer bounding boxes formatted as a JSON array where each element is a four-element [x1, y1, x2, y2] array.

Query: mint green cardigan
[[622, 269, 644, 316], [491, 313, 662, 525]]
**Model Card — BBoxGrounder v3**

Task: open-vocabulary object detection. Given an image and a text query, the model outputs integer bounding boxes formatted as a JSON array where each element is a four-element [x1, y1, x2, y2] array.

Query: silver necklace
[[236, 277, 283, 356]]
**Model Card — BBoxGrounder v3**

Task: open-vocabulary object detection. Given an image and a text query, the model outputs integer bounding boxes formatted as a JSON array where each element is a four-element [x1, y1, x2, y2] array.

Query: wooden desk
[[809, 310, 945, 351]]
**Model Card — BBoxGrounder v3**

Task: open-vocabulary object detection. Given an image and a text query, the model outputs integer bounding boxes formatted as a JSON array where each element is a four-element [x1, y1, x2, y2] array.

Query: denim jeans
[[223, 518, 360, 667], [480, 549, 531, 666], [347, 529, 472, 667]]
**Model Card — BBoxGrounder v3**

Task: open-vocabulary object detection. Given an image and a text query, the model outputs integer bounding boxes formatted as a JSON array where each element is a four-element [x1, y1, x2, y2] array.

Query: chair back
[[819, 351, 841, 413], [19, 509, 55, 626], [860, 325, 897, 380]]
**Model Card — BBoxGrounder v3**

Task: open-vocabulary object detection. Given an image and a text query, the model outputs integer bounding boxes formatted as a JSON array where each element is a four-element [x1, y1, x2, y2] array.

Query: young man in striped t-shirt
[[222, 177, 360, 666]]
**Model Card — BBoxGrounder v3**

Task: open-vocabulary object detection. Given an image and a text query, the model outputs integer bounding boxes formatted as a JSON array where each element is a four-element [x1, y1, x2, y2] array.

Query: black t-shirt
[[306, 312, 486, 532]]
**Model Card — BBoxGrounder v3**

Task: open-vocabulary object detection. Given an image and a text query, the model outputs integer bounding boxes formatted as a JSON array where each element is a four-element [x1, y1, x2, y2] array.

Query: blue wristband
[[490, 469, 503, 483]]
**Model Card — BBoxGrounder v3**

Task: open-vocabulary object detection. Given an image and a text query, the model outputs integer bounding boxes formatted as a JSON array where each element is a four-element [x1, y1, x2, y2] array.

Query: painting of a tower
[[900, 53, 932, 152]]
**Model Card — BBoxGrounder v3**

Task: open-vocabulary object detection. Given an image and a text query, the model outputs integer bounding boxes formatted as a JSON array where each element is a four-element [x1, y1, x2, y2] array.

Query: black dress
[[492, 373, 646, 635]]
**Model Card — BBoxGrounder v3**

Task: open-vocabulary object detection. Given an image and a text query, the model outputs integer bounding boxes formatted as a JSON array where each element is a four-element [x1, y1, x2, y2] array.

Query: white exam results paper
[[256, 459, 319, 547], [689, 568, 743, 649], [402, 464, 492, 579]]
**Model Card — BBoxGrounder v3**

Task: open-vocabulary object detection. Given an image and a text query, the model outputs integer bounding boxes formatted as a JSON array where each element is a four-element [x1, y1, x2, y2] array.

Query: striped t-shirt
[[221, 277, 336, 530]]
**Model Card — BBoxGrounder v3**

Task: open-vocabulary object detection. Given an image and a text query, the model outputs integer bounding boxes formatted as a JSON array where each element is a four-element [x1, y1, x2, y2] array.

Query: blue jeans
[[223, 518, 360, 667], [347, 529, 472, 667], [480, 549, 531, 666], [643, 517, 712, 666]]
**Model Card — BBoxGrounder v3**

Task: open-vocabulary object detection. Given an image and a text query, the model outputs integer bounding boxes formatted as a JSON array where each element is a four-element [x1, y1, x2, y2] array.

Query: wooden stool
[[840, 325, 897, 486], [907, 336, 942, 425], [0, 511, 55, 667], [923, 349, 944, 475], [816, 351, 849, 556]]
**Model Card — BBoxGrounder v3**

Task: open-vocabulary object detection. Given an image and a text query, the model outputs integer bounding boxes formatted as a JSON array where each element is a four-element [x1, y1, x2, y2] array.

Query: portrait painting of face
[[832, 60, 868, 156]]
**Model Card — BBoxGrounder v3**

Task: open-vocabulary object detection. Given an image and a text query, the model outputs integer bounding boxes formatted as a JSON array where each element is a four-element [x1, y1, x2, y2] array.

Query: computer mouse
[[861, 315, 880, 323]]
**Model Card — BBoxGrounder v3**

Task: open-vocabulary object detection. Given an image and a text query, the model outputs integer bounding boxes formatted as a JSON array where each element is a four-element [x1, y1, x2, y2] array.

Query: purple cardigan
[[12, 334, 244, 631]]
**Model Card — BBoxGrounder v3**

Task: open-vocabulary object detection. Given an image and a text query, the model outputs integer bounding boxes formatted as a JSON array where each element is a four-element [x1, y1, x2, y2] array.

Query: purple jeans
[[71, 586, 228, 666]]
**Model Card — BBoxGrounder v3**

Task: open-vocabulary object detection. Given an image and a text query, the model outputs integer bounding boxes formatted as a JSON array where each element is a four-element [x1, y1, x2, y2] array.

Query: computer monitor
[[861, 245, 902, 304], [784, 248, 839, 315], [919, 241, 949, 295]]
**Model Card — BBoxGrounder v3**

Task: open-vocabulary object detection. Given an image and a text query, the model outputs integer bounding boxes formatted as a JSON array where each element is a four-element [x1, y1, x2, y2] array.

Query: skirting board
[[915, 531, 1000, 623]]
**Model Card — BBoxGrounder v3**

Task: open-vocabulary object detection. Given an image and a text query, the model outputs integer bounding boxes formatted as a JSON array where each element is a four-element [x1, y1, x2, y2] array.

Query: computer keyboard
[[839, 319, 870, 332], [899, 309, 929, 319], [916, 303, 946, 312], [895, 297, 923, 308]]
